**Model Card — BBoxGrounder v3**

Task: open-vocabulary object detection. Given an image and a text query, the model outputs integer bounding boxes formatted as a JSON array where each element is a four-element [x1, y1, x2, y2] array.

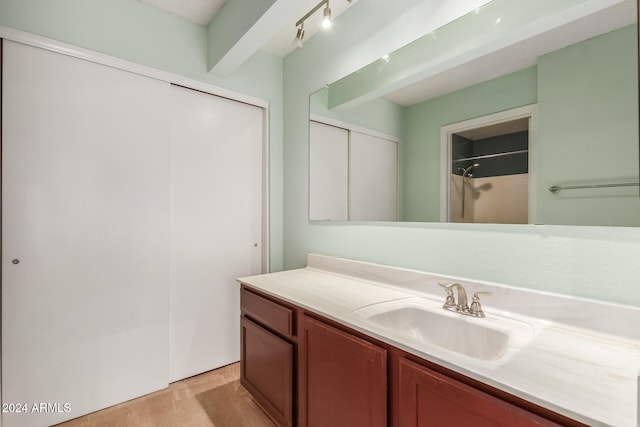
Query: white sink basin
[[351, 297, 534, 361]]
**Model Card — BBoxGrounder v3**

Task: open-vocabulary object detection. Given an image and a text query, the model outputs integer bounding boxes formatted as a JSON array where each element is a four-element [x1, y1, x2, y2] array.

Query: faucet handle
[[473, 291, 491, 297], [438, 282, 458, 290], [469, 291, 491, 318], [437, 282, 457, 309]]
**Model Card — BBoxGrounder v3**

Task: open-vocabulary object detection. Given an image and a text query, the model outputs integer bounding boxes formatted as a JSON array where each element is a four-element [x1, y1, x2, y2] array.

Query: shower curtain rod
[[452, 149, 528, 163], [548, 182, 640, 194]]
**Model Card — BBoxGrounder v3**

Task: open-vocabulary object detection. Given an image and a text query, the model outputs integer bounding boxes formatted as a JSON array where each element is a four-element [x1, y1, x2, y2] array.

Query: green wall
[[283, 0, 640, 307], [0, 0, 285, 271], [537, 25, 640, 225]]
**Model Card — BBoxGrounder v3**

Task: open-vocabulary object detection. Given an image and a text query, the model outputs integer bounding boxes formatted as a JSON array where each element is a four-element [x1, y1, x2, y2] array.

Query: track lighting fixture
[[295, 0, 351, 48]]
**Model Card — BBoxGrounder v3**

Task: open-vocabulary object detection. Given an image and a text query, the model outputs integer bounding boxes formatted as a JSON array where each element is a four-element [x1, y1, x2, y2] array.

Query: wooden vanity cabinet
[[240, 285, 585, 427], [298, 313, 387, 427], [240, 287, 296, 427], [395, 356, 566, 427]]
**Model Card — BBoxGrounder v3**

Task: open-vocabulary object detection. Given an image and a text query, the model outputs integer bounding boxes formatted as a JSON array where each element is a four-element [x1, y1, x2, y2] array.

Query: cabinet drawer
[[241, 288, 294, 338]]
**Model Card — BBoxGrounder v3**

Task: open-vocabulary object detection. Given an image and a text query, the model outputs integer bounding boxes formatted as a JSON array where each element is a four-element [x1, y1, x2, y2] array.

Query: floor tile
[[54, 363, 275, 427]]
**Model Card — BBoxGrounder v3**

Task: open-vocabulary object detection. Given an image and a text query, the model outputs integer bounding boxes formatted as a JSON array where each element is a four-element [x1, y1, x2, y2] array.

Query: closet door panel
[[309, 121, 349, 221], [349, 132, 398, 221], [2, 41, 170, 426], [169, 85, 263, 381]]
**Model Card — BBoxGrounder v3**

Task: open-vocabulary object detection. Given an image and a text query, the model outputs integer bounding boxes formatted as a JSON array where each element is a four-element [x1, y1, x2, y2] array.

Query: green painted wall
[[283, 0, 640, 307], [0, 0, 285, 271], [537, 25, 640, 225]]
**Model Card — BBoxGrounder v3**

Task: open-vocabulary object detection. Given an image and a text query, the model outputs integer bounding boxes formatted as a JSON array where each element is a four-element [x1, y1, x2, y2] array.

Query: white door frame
[[439, 104, 538, 224]]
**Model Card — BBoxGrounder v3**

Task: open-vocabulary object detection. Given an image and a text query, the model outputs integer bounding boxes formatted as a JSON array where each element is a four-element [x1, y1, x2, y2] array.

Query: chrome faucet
[[438, 282, 469, 313], [438, 282, 491, 317]]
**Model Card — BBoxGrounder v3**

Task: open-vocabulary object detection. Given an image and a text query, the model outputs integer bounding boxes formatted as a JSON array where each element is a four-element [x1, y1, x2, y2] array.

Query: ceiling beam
[[207, 0, 316, 77]]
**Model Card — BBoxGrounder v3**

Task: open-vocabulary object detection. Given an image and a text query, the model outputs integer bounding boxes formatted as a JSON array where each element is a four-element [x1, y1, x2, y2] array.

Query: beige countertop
[[238, 254, 640, 427]]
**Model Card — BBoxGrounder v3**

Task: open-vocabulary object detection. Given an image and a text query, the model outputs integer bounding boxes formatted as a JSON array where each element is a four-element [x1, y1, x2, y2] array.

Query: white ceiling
[[139, 0, 226, 27], [138, 0, 357, 58]]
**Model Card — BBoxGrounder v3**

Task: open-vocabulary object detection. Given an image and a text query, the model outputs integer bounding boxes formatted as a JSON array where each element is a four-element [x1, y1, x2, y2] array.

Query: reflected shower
[[458, 163, 480, 218], [459, 162, 480, 178]]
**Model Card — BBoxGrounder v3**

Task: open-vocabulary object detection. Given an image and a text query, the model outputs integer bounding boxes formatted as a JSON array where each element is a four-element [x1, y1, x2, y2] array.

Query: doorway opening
[[440, 105, 537, 224]]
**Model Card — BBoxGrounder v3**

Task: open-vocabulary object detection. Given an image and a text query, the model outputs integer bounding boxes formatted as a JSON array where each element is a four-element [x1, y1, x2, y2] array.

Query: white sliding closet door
[[349, 132, 398, 221], [169, 85, 263, 381], [2, 41, 170, 427], [309, 121, 349, 221]]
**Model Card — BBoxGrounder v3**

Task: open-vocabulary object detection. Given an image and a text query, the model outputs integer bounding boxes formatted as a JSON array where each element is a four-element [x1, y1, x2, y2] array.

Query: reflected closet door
[[309, 121, 349, 221], [2, 41, 171, 427], [169, 85, 264, 381], [349, 131, 398, 221]]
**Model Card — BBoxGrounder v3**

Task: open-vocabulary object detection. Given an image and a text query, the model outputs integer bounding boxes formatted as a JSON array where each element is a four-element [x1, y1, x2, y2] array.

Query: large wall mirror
[[309, 0, 640, 226]]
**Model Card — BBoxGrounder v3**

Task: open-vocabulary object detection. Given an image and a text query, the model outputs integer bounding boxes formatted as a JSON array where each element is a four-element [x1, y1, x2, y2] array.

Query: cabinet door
[[397, 357, 561, 427], [299, 314, 387, 427], [241, 317, 293, 427]]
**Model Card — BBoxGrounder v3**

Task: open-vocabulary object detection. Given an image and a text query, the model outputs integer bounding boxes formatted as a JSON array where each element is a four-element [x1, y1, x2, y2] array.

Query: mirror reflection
[[309, 0, 640, 226]]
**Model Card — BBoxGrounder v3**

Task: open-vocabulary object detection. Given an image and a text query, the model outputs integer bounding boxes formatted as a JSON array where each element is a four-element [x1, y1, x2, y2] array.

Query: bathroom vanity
[[238, 255, 640, 426]]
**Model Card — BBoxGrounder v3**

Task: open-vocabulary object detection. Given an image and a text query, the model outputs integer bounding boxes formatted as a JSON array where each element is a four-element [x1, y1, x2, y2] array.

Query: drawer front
[[241, 288, 294, 338]]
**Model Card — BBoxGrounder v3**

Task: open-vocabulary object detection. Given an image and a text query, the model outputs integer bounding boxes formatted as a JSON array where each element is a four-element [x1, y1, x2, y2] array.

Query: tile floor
[[54, 363, 275, 427]]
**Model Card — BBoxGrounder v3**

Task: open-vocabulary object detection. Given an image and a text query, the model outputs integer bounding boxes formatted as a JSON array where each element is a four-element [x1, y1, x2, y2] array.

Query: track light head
[[322, 3, 332, 28], [296, 25, 305, 41], [295, 23, 305, 48]]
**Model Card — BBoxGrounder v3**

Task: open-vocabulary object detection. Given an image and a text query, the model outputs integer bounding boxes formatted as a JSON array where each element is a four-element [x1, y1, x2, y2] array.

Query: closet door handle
[[12, 259, 20, 265]]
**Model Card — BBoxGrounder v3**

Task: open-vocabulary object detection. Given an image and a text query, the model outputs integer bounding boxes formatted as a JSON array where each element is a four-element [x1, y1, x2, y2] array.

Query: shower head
[[460, 162, 480, 178]]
